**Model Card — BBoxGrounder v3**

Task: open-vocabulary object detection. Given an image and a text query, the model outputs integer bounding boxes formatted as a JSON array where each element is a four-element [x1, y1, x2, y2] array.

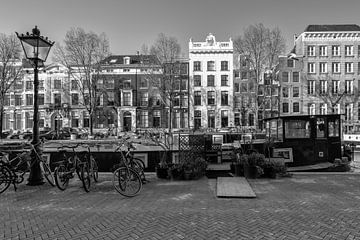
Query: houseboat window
[[328, 118, 340, 137], [277, 118, 283, 141], [285, 120, 310, 139], [316, 118, 325, 138], [265, 119, 283, 142]]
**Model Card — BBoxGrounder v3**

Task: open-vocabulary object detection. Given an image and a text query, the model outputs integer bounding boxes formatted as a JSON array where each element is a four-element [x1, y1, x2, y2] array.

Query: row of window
[[307, 45, 360, 57], [282, 72, 300, 82], [17, 79, 116, 91], [194, 91, 229, 106], [193, 110, 230, 128], [193, 75, 229, 87], [307, 62, 360, 74], [306, 80, 355, 94], [193, 61, 229, 71]]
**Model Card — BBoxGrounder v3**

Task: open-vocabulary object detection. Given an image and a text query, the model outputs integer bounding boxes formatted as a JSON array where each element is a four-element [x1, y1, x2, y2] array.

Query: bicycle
[[0, 141, 55, 194], [77, 143, 99, 192], [53, 143, 90, 192], [112, 137, 144, 197]]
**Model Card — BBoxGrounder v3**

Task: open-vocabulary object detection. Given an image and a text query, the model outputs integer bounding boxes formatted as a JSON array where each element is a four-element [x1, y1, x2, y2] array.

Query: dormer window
[[124, 57, 130, 65]]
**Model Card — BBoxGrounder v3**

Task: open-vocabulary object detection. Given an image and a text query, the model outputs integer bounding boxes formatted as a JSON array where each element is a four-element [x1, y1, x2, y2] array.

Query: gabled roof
[[305, 24, 360, 32], [100, 55, 160, 65]]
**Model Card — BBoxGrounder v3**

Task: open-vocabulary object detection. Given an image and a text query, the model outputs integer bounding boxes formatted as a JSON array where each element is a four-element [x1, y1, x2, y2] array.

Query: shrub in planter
[[243, 152, 265, 179], [262, 159, 287, 178], [192, 157, 207, 179], [156, 157, 170, 179], [232, 153, 247, 177], [156, 166, 169, 179], [168, 164, 184, 180], [180, 157, 207, 180]]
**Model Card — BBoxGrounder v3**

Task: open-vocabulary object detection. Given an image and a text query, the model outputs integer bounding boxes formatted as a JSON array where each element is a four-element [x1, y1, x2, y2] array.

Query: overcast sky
[[2, 0, 360, 59]]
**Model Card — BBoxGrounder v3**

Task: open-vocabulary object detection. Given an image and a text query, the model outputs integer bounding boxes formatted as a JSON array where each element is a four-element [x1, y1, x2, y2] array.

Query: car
[[22, 132, 33, 140], [0, 130, 11, 139], [40, 129, 70, 140], [8, 131, 22, 139]]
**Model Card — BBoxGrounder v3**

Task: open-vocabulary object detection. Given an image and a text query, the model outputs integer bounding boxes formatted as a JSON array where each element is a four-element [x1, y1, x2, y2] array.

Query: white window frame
[[345, 80, 354, 94], [320, 80, 327, 94], [308, 103, 316, 115], [345, 62, 354, 73], [320, 103, 327, 115], [307, 46, 315, 56], [319, 62, 327, 73], [332, 80, 339, 94], [308, 63, 315, 73], [292, 87, 299, 98], [332, 45, 340, 56], [332, 62, 340, 73], [308, 80, 315, 94], [333, 103, 340, 114], [345, 45, 354, 56], [345, 103, 353, 120], [319, 46, 327, 56]]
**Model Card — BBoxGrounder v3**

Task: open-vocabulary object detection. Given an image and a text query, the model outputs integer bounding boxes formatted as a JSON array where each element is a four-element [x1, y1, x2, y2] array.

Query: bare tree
[[145, 33, 182, 132], [234, 24, 285, 128], [53, 27, 110, 135], [0, 33, 22, 138], [149, 33, 181, 64]]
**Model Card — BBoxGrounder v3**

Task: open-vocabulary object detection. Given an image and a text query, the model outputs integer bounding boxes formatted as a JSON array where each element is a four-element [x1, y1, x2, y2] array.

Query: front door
[[123, 112, 132, 132], [54, 115, 63, 131]]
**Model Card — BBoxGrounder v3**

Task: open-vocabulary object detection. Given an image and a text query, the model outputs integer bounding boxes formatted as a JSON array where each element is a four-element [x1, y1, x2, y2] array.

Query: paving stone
[[1, 173, 360, 239]]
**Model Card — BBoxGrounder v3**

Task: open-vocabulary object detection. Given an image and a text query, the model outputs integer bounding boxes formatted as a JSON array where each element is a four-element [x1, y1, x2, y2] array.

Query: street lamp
[[16, 26, 54, 186]]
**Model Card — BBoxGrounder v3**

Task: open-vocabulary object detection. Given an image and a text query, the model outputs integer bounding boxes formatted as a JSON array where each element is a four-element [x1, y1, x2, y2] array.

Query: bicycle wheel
[[132, 158, 146, 183], [81, 164, 91, 192], [91, 157, 99, 182], [54, 165, 69, 191], [113, 167, 142, 197], [133, 158, 145, 170], [0, 166, 11, 194], [40, 161, 55, 187]]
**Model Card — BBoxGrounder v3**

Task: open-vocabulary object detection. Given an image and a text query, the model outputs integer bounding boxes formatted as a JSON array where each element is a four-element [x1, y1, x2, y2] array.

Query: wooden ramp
[[216, 177, 256, 198]]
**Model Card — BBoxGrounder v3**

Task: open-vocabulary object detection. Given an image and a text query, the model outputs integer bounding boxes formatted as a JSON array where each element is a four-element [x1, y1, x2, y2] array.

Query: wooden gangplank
[[216, 177, 256, 198]]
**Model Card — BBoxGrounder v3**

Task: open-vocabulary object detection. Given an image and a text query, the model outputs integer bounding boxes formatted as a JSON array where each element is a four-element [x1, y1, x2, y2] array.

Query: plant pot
[[230, 163, 235, 174], [234, 163, 244, 177], [168, 168, 183, 180], [156, 167, 169, 179], [263, 167, 277, 178], [243, 165, 257, 179], [184, 170, 192, 180]]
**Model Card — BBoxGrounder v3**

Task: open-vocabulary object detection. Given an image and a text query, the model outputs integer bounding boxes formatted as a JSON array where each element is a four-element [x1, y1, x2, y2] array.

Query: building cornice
[[300, 31, 360, 41]]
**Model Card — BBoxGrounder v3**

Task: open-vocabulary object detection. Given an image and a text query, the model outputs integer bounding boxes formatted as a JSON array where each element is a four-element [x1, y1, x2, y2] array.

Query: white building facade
[[189, 33, 234, 130]]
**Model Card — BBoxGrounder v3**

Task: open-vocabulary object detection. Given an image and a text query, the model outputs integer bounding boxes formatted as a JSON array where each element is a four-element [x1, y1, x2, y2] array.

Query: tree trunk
[[0, 106, 3, 138], [90, 114, 94, 135]]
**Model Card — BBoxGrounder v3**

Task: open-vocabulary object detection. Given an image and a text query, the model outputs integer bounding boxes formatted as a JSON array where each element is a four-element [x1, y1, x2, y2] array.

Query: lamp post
[[16, 26, 54, 186]]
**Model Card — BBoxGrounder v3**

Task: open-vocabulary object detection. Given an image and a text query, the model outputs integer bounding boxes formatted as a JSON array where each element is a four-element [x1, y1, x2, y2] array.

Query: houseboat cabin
[[265, 114, 342, 166]]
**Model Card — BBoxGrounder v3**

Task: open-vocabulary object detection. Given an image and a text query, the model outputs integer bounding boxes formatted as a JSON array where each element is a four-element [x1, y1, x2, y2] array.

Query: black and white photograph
[[1, 0, 360, 239]]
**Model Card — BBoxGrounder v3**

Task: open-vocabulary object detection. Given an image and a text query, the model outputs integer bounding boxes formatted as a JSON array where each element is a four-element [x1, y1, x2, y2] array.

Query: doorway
[[123, 112, 132, 132]]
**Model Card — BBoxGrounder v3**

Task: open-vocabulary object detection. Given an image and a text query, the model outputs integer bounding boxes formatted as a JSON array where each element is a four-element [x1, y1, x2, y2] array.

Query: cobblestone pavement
[[1, 173, 360, 240]]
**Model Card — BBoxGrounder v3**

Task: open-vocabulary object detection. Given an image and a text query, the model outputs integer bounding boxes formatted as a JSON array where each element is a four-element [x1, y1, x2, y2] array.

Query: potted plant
[[156, 152, 169, 179], [243, 152, 265, 179], [192, 157, 207, 179], [233, 153, 246, 177], [262, 159, 287, 178], [168, 163, 184, 180]]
